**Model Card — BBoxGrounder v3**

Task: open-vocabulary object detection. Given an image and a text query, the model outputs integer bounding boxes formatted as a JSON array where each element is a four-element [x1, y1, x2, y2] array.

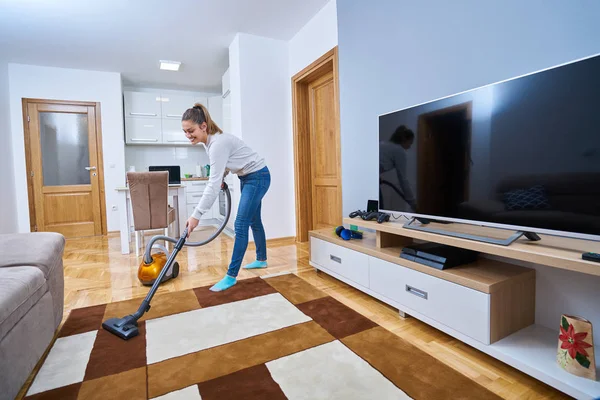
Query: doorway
[[292, 47, 342, 242], [23, 99, 107, 238], [417, 102, 472, 216]]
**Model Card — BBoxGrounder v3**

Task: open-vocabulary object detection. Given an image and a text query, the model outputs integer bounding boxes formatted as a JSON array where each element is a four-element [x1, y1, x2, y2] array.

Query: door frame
[[291, 47, 342, 242], [21, 98, 108, 235]]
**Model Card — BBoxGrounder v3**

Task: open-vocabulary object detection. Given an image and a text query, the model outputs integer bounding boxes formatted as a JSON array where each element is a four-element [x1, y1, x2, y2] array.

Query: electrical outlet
[[112, 205, 117, 211]]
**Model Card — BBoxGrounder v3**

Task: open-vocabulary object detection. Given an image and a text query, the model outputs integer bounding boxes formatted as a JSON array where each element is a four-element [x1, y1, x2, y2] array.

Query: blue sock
[[243, 260, 268, 269], [209, 275, 237, 292]]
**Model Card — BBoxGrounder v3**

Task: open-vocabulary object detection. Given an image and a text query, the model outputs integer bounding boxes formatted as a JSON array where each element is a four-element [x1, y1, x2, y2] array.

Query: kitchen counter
[[182, 177, 209, 181]]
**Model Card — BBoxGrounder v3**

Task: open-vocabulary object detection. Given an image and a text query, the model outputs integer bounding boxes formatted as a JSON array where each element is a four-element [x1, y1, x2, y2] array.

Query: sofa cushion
[[0, 232, 65, 278], [0, 267, 48, 342]]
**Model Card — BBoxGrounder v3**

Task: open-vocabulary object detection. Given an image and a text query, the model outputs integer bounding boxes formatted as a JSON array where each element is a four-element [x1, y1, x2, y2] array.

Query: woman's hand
[[186, 216, 200, 237]]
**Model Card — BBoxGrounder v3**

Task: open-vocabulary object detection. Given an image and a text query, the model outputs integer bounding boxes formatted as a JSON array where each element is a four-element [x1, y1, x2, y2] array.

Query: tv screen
[[379, 54, 600, 240]]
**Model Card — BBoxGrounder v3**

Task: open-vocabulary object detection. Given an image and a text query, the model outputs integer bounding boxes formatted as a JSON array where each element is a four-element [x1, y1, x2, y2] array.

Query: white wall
[[8, 64, 125, 232], [289, 0, 338, 76], [0, 61, 17, 233], [228, 33, 294, 240], [337, 0, 600, 216]]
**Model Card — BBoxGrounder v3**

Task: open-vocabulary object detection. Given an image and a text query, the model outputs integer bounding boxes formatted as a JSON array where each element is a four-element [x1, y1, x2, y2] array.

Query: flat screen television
[[378, 53, 600, 241]]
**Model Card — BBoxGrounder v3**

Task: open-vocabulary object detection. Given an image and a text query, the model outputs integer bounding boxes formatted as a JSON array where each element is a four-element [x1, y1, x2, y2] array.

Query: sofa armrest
[[0, 233, 65, 278]]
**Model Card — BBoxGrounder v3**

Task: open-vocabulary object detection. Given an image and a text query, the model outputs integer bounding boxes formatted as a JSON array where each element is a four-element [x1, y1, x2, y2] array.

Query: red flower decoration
[[559, 324, 592, 359]]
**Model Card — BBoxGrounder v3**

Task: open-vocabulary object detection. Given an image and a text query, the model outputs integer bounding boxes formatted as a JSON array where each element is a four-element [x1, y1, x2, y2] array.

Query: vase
[[557, 314, 596, 380]]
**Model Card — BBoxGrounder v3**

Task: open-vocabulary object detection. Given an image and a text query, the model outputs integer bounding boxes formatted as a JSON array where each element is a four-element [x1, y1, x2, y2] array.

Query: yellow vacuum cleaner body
[[138, 252, 179, 286]]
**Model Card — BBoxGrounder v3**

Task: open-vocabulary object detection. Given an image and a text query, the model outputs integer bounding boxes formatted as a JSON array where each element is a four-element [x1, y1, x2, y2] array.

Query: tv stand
[[403, 217, 541, 246], [309, 218, 600, 398]]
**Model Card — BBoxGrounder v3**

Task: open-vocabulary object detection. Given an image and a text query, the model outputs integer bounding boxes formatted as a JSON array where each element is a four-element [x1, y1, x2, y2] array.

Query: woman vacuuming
[[182, 104, 271, 292]]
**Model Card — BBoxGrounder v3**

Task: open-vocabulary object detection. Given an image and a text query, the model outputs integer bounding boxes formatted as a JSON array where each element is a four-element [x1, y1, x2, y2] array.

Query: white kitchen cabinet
[[194, 96, 208, 108], [161, 119, 189, 145], [208, 95, 223, 129], [125, 118, 162, 144], [124, 92, 161, 118], [161, 94, 194, 119]]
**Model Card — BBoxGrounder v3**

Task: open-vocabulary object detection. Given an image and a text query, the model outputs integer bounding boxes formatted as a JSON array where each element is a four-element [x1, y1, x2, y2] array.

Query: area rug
[[24, 273, 500, 399]]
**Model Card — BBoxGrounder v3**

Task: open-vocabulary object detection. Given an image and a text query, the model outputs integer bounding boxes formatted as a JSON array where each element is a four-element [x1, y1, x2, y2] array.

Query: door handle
[[85, 166, 97, 171]]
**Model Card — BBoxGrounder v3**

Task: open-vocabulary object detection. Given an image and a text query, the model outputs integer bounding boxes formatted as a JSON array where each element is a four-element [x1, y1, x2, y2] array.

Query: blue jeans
[[227, 166, 271, 277]]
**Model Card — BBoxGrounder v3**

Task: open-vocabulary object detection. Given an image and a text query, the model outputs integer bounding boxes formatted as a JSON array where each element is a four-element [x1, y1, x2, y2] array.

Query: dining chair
[[127, 171, 176, 257]]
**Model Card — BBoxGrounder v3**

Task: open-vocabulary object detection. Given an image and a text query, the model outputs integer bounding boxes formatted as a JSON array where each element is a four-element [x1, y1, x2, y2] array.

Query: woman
[[182, 103, 271, 292]]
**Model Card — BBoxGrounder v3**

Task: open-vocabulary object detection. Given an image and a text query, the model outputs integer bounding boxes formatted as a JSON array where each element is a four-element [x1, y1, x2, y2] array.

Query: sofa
[[456, 172, 600, 236], [0, 232, 65, 400]]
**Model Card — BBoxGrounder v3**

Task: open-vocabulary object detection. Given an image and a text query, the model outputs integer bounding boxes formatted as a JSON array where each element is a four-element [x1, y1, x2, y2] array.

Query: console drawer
[[370, 257, 490, 344], [310, 237, 369, 287]]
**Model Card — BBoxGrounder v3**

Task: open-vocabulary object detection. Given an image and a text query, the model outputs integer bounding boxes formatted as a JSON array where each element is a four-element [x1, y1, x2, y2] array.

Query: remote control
[[582, 252, 600, 263]]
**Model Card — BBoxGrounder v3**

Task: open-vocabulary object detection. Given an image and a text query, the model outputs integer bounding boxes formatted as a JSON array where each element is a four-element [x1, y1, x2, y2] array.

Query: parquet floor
[[27, 226, 569, 399]]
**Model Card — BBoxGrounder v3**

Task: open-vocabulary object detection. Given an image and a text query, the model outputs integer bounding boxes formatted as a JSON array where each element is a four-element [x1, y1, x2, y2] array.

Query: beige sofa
[[0, 232, 65, 400]]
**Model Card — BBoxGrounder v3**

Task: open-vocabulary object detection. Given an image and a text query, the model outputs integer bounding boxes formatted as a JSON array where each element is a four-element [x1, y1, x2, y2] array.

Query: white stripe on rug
[[151, 384, 202, 399], [267, 341, 412, 400], [27, 331, 98, 396], [145, 293, 311, 364]]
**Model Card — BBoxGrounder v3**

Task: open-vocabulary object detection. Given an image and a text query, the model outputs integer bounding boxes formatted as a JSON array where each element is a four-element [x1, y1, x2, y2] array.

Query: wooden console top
[[309, 229, 534, 294], [343, 218, 600, 277]]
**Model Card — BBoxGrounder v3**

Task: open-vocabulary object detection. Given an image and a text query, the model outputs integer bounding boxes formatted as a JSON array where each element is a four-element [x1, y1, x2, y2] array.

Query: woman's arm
[[191, 141, 229, 220]]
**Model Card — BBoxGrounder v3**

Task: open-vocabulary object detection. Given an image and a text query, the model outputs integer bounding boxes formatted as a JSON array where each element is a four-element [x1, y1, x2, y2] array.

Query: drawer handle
[[406, 285, 428, 300], [191, 194, 202, 198], [130, 112, 157, 116], [167, 139, 189, 143], [166, 114, 182, 118], [131, 138, 158, 142], [330, 255, 341, 264], [192, 183, 205, 186]]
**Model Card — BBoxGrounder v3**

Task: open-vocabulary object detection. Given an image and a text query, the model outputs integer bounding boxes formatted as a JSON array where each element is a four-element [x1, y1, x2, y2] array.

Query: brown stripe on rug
[[84, 321, 146, 381], [24, 382, 81, 400], [147, 321, 334, 398], [103, 289, 201, 322], [263, 273, 327, 304], [77, 367, 147, 400], [296, 295, 377, 339], [193, 276, 277, 308], [342, 326, 502, 400], [197, 364, 287, 400], [58, 304, 106, 338]]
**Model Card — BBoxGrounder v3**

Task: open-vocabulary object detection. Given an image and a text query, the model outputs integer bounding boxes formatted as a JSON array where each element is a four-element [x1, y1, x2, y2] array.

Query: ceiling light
[[159, 60, 181, 71]]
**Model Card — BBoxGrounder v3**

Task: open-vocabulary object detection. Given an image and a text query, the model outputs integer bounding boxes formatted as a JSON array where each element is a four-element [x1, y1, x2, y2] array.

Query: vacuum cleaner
[[102, 182, 232, 340]]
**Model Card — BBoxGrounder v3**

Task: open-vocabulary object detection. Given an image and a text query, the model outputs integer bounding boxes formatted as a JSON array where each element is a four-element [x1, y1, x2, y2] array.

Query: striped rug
[[24, 274, 500, 399]]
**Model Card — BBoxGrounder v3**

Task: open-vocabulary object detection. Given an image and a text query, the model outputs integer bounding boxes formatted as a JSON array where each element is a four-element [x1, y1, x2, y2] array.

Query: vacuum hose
[[142, 182, 232, 264]]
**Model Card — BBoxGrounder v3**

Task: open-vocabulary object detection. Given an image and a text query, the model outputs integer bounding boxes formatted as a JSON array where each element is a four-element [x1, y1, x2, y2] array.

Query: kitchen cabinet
[[124, 92, 161, 118], [208, 95, 223, 129], [124, 90, 221, 146], [124, 118, 162, 144], [161, 94, 194, 119], [161, 119, 188, 144]]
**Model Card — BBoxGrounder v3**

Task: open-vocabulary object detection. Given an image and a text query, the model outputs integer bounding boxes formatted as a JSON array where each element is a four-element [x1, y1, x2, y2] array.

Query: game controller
[[361, 211, 390, 224], [349, 210, 367, 218]]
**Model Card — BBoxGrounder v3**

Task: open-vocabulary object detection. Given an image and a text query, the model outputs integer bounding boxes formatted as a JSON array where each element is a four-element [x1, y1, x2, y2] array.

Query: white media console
[[309, 218, 600, 399]]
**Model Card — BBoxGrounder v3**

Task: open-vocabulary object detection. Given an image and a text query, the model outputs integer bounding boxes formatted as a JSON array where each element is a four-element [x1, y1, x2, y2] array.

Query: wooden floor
[[42, 227, 568, 399]]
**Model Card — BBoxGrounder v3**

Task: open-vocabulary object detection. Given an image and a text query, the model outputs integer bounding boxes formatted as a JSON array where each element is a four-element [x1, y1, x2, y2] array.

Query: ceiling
[[0, 0, 329, 92]]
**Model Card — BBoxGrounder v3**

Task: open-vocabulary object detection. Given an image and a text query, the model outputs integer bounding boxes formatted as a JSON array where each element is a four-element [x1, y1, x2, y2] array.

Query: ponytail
[[182, 103, 223, 135]]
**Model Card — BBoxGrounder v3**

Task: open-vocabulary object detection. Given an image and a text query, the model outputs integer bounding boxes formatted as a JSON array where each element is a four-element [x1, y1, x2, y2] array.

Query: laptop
[[149, 166, 181, 185]]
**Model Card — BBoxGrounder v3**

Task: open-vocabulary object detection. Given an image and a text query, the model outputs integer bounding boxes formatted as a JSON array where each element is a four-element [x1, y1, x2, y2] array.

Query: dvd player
[[400, 242, 478, 270]]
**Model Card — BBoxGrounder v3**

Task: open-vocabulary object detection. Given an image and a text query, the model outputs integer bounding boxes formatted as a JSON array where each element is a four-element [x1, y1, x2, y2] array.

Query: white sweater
[[191, 132, 265, 220]]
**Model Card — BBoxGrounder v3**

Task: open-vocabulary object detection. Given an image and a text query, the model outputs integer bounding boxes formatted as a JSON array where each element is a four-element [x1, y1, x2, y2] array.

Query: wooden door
[[25, 100, 105, 238], [308, 71, 341, 230], [292, 47, 342, 241]]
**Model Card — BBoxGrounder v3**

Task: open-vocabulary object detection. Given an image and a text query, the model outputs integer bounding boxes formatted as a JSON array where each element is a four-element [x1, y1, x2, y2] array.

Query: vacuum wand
[[101, 228, 188, 340]]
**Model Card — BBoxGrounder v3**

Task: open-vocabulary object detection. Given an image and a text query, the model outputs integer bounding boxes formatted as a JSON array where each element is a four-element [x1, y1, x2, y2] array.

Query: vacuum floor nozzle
[[102, 317, 139, 340]]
